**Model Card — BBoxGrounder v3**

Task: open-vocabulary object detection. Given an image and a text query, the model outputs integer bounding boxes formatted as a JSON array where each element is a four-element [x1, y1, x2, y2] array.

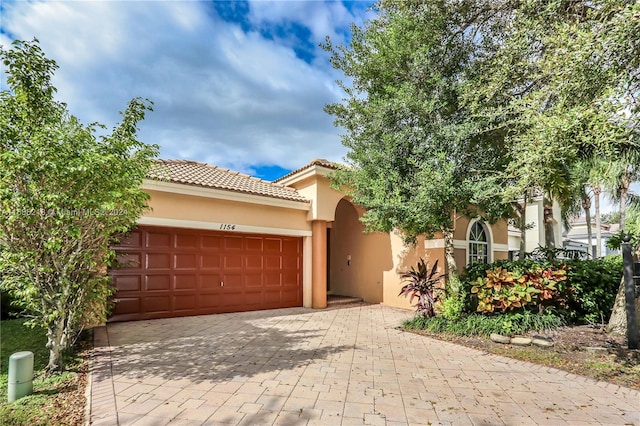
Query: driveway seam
[[90, 325, 119, 426]]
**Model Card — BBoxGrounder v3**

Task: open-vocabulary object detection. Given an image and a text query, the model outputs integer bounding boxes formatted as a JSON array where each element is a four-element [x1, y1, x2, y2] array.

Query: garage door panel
[[264, 291, 281, 303], [113, 297, 142, 316], [175, 233, 198, 248], [264, 239, 281, 252], [244, 291, 264, 305], [200, 275, 221, 289], [147, 232, 171, 248], [246, 238, 263, 251], [264, 256, 281, 269], [264, 273, 281, 286], [110, 225, 302, 321], [282, 271, 299, 285], [147, 253, 171, 269], [224, 254, 243, 269], [113, 275, 141, 292], [281, 288, 300, 304], [118, 231, 142, 248], [282, 255, 299, 270], [220, 291, 244, 307], [246, 255, 262, 269], [245, 273, 263, 287], [174, 295, 197, 311], [282, 239, 299, 253], [146, 275, 171, 291], [175, 253, 197, 269], [144, 296, 171, 312], [199, 293, 222, 308], [224, 236, 243, 250], [202, 235, 222, 249], [117, 253, 141, 269], [222, 274, 243, 287], [201, 255, 221, 269], [174, 275, 197, 290]]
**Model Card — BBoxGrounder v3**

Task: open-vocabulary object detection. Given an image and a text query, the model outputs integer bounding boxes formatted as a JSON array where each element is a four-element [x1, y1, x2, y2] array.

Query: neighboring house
[[507, 196, 563, 258], [109, 159, 509, 322], [563, 216, 620, 257]]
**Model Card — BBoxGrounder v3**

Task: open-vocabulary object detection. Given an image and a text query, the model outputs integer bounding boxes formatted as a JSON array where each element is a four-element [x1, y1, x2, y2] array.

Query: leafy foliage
[[326, 0, 640, 266], [403, 311, 564, 337], [438, 274, 466, 321], [0, 40, 158, 372], [563, 256, 623, 324], [606, 231, 640, 253], [605, 208, 640, 252], [399, 259, 445, 318], [470, 264, 569, 314], [463, 256, 623, 324]]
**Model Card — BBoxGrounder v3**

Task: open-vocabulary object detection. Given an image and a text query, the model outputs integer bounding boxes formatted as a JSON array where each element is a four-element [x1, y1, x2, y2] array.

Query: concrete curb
[[89, 326, 119, 426]]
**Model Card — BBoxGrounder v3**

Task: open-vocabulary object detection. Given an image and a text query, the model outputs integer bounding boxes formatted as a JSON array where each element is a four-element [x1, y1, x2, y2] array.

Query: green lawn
[[1, 319, 49, 374], [0, 319, 85, 425]]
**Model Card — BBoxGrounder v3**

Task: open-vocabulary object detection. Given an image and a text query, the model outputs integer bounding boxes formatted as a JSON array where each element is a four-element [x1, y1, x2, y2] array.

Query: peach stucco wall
[[326, 198, 449, 311], [286, 174, 345, 222], [329, 199, 390, 303], [454, 215, 508, 245], [144, 189, 310, 232], [381, 235, 448, 311]]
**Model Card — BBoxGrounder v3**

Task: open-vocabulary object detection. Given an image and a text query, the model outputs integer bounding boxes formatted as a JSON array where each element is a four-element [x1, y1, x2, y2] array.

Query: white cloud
[[0, 0, 363, 177]]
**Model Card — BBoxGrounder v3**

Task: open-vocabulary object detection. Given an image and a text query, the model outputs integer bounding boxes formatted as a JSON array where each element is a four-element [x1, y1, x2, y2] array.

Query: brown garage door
[[109, 225, 302, 322]]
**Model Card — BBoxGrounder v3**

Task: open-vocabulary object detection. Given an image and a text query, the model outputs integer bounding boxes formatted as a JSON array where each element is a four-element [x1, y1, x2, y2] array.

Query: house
[[108, 159, 509, 322], [563, 216, 620, 257]]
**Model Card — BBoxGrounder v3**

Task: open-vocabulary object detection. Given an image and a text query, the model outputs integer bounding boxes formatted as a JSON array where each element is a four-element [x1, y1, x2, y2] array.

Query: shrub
[[470, 264, 569, 314], [399, 258, 445, 318], [461, 256, 623, 324], [403, 311, 564, 337], [562, 255, 622, 324]]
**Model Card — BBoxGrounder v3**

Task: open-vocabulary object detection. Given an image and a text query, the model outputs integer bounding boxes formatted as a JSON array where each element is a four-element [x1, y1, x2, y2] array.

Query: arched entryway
[[327, 198, 391, 303]]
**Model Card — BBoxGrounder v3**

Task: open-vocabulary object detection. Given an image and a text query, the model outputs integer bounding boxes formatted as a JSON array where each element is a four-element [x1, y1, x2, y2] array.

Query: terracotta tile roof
[[273, 158, 339, 183], [148, 160, 309, 203]]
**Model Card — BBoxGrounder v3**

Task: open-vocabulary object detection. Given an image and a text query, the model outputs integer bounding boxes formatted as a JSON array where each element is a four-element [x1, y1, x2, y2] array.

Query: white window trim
[[466, 219, 492, 265]]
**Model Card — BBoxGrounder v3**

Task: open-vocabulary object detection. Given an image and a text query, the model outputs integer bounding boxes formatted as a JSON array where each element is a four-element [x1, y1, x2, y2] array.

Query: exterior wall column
[[312, 220, 328, 309]]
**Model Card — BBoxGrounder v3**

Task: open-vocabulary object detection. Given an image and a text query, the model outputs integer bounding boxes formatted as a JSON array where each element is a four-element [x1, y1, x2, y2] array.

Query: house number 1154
[[220, 224, 236, 230]]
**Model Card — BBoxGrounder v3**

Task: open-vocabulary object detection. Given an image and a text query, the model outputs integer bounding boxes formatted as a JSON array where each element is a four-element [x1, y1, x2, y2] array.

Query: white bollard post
[[8, 351, 34, 402]]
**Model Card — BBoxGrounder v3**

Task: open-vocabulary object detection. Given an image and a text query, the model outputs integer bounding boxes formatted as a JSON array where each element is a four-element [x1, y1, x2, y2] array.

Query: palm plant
[[399, 258, 446, 318]]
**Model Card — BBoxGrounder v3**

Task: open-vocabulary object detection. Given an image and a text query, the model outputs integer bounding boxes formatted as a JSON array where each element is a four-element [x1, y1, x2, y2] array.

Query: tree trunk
[[594, 186, 602, 257], [543, 196, 556, 248], [608, 276, 640, 335], [45, 318, 69, 373], [619, 172, 630, 232], [582, 193, 593, 257], [516, 200, 527, 259], [443, 227, 457, 277]]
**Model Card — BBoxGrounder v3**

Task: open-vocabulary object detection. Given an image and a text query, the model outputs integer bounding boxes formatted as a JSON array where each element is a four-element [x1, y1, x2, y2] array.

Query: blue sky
[[0, 0, 375, 181]]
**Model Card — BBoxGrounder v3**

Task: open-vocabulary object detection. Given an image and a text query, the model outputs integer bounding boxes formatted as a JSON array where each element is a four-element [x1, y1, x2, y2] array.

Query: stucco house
[[563, 216, 620, 257], [108, 159, 509, 322]]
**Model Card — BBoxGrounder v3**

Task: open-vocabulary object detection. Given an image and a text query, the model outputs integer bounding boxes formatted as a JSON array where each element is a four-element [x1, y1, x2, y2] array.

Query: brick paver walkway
[[90, 305, 640, 425]]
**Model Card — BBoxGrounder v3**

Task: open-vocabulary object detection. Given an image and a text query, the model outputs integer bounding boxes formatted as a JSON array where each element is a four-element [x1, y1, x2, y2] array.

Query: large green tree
[[324, 0, 513, 274], [0, 40, 158, 372], [469, 0, 640, 247]]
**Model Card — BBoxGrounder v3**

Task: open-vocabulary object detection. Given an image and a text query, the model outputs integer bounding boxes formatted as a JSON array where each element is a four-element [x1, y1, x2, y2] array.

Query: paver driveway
[[90, 305, 640, 425]]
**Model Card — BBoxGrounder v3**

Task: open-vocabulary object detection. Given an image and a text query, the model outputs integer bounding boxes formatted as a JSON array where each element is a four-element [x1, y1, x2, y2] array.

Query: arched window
[[468, 221, 489, 265]]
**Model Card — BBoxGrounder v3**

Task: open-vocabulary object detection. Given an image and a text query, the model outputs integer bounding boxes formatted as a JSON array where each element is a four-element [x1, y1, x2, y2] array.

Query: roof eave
[[276, 164, 335, 187], [142, 179, 311, 211]]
